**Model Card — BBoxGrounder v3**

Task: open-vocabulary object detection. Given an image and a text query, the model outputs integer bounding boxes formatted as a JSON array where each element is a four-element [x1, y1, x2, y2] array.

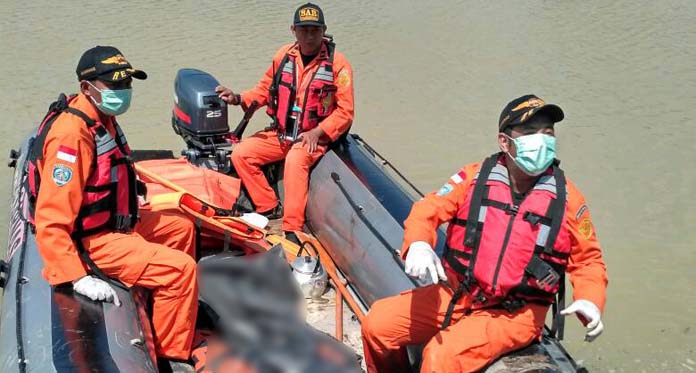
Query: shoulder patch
[[449, 172, 465, 184], [578, 218, 593, 239], [52, 164, 73, 186], [337, 69, 351, 87], [57, 145, 78, 164], [436, 183, 454, 196]]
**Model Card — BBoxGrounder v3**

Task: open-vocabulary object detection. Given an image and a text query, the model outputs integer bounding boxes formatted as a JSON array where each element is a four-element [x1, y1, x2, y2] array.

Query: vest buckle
[[500, 298, 526, 313], [537, 267, 561, 289], [508, 204, 519, 216], [114, 214, 133, 232], [526, 255, 560, 289], [474, 291, 487, 304], [523, 211, 542, 225]]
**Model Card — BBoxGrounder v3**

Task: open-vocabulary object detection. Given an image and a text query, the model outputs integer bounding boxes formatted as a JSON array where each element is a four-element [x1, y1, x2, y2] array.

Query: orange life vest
[[267, 39, 337, 139], [26, 94, 140, 237], [443, 154, 570, 308]]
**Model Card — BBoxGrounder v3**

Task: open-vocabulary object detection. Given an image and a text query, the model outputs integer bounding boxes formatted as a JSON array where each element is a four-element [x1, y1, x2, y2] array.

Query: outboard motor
[[173, 68, 231, 171]]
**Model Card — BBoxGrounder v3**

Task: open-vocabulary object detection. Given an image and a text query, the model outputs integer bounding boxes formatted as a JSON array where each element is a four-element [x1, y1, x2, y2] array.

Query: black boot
[[259, 204, 283, 220], [157, 357, 195, 373], [284, 231, 301, 246]]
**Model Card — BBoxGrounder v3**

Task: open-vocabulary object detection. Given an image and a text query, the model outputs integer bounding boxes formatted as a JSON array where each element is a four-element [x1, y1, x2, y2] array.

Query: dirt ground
[[305, 287, 367, 372], [267, 218, 367, 371]]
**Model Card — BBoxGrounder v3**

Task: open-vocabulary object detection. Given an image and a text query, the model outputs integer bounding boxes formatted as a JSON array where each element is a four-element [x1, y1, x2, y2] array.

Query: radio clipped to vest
[[443, 154, 570, 306], [280, 105, 303, 143]]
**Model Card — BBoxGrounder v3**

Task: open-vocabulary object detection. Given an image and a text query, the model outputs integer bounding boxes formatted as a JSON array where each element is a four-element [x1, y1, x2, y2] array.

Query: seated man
[[27, 46, 198, 370], [361, 95, 608, 372], [216, 3, 354, 244]]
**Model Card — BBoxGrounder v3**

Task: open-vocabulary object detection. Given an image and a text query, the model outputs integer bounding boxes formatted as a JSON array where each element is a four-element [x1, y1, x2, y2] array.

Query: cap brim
[[130, 69, 147, 80], [294, 21, 324, 26], [535, 104, 564, 123], [98, 68, 147, 82]]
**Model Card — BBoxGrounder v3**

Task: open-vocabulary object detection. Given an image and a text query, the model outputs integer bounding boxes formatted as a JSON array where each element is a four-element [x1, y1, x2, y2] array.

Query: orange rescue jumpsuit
[[232, 42, 354, 231], [34, 93, 198, 360], [361, 161, 608, 373]]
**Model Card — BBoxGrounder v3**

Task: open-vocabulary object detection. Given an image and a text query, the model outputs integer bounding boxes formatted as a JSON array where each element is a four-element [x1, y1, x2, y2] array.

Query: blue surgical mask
[[87, 81, 132, 116], [505, 133, 557, 176]]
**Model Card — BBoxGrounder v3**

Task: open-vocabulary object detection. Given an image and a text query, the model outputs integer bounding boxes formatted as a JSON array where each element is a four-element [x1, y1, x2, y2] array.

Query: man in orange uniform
[[216, 3, 354, 244], [29, 46, 198, 369], [361, 95, 608, 372]]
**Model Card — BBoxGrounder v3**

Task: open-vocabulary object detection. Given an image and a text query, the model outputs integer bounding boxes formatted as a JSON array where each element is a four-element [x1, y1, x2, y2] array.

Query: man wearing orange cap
[[27, 46, 198, 369], [361, 95, 608, 372], [216, 3, 354, 244]]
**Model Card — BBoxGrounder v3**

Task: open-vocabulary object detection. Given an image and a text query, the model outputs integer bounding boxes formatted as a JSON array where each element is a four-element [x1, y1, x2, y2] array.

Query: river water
[[1, 1, 695, 371]]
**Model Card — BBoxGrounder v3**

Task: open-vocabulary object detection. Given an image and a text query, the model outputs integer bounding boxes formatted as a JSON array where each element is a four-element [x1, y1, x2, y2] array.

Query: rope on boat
[[349, 134, 425, 197]]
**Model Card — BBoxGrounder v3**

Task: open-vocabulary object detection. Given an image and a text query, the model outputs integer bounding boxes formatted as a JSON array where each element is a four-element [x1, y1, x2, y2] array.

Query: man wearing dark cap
[[216, 3, 354, 244], [27, 46, 198, 370], [361, 95, 608, 372]]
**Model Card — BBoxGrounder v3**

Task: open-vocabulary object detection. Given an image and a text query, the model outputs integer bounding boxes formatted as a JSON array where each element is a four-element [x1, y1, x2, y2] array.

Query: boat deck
[[267, 217, 367, 369]]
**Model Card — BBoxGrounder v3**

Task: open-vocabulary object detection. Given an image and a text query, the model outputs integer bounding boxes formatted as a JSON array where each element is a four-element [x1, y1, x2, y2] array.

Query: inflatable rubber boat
[[0, 69, 582, 372]]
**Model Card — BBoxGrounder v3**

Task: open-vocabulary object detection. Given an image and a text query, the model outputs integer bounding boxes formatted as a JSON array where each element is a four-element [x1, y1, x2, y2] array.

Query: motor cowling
[[173, 68, 232, 171], [173, 68, 229, 143]]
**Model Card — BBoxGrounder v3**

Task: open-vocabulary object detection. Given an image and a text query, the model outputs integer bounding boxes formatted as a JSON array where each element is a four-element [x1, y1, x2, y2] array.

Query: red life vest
[[267, 39, 338, 139], [26, 94, 140, 237], [443, 154, 570, 308]]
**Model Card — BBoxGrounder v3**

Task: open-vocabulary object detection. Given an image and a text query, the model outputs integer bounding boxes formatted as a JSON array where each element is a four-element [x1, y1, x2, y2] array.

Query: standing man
[[217, 3, 354, 244], [361, 95, 608, 372], [27, 46, 198, 370]]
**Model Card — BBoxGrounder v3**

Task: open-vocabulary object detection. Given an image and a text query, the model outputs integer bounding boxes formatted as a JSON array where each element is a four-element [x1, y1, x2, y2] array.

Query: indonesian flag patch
[[449, 171, 465, 184], [56, 145, 77, 163]]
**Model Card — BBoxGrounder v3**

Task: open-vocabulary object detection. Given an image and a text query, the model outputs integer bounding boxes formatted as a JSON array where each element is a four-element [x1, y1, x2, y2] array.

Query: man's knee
[[180, 254, 197, 279], [421, 339, 465, 372], [230, 147, 244, 167], [179, 254, 198, 292], [361, 310, 379, 341], [421, 317, 494, 372], [230, 144, 256, 168], [362, 298, 397, 344], [174, 214, 195, 235], [168, 214, 196, 254], [165, 250, 197, 290], [284, 150, 313, 174]]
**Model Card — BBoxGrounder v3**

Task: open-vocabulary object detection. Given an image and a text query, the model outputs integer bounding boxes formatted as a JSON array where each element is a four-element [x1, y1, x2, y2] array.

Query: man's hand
[[560, 299, 603, 342], [297, 127, 326, 153], [73, 275, 121, 306], [404, 241, 447, 284], [216, 85, 240, 105]]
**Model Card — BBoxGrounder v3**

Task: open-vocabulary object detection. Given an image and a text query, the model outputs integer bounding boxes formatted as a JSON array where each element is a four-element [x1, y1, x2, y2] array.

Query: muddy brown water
[[1, 1, 695, 371]]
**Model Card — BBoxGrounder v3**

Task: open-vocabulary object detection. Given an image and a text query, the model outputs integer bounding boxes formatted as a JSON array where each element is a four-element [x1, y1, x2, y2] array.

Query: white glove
[[560, 299, 603, 342], [404, 241, 447, 284], [73, 276, 121, 307]]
